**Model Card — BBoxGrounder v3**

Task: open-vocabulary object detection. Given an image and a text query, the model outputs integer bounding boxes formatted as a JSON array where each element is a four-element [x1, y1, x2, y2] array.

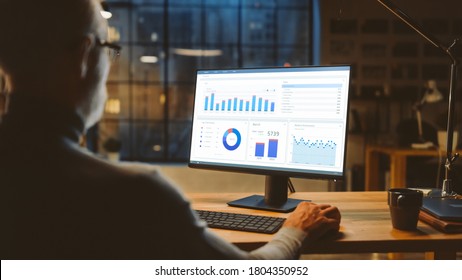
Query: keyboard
[[195, 210, 286, 234]]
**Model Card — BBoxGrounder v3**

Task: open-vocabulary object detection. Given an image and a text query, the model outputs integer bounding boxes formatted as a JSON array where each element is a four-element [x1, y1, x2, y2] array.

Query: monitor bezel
[[188, 65, 351, 182]]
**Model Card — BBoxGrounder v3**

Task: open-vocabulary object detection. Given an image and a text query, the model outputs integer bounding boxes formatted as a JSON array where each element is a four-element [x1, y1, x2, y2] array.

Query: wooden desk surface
[[188, 192, 462, 256]]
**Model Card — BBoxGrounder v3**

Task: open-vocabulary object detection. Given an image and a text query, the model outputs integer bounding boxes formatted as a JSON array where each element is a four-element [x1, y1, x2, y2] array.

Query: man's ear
[[78, 35, 95, 79], [0, 70, 12, 94]]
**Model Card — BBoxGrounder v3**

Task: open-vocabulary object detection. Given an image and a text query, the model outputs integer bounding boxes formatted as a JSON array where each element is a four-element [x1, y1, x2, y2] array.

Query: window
[[99, 0, 316, 161]]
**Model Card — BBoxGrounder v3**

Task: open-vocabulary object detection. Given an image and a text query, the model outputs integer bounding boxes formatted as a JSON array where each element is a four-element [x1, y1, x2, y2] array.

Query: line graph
[[291, 137, 337, 166]]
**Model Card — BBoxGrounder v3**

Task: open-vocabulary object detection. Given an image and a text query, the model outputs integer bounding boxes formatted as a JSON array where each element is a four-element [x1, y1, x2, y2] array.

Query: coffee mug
[[388, 188, 423, 230]]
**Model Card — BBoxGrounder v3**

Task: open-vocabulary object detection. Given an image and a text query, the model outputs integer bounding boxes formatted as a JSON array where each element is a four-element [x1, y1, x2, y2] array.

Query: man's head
[[0, 0, 111, 129]]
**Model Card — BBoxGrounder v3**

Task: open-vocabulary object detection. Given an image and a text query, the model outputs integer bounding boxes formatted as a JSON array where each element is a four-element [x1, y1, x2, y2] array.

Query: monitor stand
[[227, 175, 309, 213]]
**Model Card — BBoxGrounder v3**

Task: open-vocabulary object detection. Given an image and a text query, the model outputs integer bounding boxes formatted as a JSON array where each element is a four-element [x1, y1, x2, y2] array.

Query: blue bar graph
[[268, 139, 278, 158], [255, 143, 265, 157], [203, 94, 276, 113], [210, 93, 215, 111]]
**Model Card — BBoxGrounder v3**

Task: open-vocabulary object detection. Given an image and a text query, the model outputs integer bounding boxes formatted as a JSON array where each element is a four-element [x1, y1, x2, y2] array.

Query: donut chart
[[222, 128, 241, 151]]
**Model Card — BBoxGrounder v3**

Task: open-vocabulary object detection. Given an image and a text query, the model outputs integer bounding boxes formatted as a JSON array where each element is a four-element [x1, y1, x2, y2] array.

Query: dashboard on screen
[[189, 65, 351, 181]]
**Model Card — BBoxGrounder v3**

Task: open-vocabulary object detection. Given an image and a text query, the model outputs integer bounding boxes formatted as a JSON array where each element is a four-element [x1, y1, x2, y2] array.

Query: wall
[[320, 0, 462, 188]]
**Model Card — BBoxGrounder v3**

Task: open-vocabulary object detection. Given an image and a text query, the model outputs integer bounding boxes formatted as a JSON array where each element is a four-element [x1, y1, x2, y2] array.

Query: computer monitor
[[189, 65, 351, 212]]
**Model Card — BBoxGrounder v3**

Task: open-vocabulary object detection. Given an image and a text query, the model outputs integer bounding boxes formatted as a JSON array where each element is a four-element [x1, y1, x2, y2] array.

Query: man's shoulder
[[75, 153, 186, 200]]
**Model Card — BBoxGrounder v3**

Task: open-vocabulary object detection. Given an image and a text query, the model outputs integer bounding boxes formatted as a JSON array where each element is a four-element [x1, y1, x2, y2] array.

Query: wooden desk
[[188, 191, 462, 259], [365, 145, 461, 191]]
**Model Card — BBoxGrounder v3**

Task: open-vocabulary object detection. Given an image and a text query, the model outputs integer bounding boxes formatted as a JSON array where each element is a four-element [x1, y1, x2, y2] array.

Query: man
[[0, 0, 341, 259]]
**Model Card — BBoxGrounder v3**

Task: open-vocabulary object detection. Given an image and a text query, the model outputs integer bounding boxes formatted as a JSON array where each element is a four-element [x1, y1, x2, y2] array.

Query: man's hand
[[283, 202, 341, 240]]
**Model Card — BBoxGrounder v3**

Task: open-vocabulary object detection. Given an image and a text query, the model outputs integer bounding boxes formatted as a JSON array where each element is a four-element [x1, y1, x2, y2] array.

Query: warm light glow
[[172, 48, 223, 57], [105, 98, 120, 114], [108, 26, 121, 42], [159, 94, 166, 105], [152, 145, 162, 152], [100, 10, 112, 19], [140, 56, 159, 64]]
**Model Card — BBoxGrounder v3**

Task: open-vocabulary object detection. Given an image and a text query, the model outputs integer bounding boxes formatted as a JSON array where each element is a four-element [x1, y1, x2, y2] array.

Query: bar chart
[[204, 93, 276, 113], [254, 139, 278, 158]]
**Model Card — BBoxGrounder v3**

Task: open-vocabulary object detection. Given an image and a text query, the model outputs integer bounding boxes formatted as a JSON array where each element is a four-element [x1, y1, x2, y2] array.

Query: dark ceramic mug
[[388, 188, 423, 230]]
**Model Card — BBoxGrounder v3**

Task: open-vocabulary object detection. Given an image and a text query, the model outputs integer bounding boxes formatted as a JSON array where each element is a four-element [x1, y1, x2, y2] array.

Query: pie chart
[[222, 128, 241, 151]]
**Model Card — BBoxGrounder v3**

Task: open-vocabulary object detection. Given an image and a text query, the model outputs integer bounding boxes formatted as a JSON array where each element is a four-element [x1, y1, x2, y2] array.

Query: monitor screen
[[189, 65, 351, 212]]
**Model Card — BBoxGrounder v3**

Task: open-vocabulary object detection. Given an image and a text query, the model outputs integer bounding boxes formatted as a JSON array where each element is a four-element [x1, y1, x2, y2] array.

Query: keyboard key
[[195, 210, 285, 234]]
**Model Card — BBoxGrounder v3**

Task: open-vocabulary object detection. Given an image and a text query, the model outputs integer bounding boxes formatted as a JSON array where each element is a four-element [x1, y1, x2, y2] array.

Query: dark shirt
[[0, 94, 238, 259]]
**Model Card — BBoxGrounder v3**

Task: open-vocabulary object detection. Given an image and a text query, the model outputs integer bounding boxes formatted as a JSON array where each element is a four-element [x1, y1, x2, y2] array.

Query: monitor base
[[227, 194, 309, 213]]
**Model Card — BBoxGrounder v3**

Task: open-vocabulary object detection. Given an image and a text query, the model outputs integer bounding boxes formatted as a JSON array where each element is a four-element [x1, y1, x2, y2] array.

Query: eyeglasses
[[96, 38, 122, 61]]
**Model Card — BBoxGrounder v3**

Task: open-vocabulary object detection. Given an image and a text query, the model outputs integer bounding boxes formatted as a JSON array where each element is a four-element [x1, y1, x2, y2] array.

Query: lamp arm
[[376, 0, 459, 63], [376, 0, 460, 195]]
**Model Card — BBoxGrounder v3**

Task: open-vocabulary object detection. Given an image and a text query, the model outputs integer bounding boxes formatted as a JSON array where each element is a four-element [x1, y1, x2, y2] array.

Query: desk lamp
[[377, 0, 460, 196], [411, 80, 443, 149]]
